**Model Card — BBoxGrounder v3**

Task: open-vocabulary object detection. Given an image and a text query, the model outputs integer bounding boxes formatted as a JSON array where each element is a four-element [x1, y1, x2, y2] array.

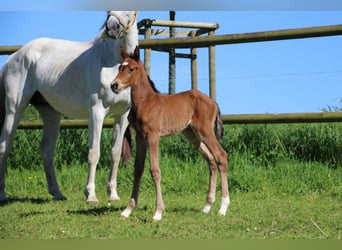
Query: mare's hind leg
[[182, 127, 218, 214], [35, 104, 65, 200]]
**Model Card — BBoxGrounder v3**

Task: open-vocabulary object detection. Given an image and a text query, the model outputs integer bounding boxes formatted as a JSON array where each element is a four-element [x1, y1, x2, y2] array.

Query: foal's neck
[[131, 66, 157, 109]]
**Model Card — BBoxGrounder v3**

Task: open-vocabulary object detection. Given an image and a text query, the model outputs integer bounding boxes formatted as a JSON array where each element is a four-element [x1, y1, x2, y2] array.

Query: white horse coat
[[0, 11, 138, 203]]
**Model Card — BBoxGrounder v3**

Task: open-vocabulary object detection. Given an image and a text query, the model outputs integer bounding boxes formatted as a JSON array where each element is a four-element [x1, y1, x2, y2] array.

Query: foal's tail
[[0, 70, 5, 133], [214, 103, 224, 142]]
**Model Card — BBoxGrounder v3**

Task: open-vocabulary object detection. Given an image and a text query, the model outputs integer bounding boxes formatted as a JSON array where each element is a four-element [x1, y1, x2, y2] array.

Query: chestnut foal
[[111, 46, 230, 221]]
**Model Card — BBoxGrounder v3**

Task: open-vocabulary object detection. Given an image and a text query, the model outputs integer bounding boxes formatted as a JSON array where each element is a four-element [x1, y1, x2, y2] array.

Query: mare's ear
[[133, 46, 140, 61], [120, 46, 130, 59]]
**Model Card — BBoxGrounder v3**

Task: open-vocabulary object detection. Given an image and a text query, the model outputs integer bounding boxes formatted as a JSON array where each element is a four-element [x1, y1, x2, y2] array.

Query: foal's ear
[[120, 47, 130, 59], [133, 46, 140, 61]]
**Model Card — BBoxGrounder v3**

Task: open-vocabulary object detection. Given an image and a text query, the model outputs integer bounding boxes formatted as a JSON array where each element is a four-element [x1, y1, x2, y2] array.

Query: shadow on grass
[[67, 205, 126, 216], [0, 196, 54, 206]]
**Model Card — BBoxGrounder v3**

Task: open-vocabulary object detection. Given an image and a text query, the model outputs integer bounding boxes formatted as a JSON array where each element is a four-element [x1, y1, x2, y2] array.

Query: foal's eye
[[129, 67, 135, 73]]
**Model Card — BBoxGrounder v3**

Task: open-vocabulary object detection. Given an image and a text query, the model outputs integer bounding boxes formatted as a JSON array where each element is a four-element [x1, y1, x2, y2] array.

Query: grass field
[[1, 154, 341, 239], [1, 119, 342, 239]]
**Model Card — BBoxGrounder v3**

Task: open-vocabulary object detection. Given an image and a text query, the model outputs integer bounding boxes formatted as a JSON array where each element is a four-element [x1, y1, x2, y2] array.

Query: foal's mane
[[147, 75, 160, 94], [126, 51, 160, 94]]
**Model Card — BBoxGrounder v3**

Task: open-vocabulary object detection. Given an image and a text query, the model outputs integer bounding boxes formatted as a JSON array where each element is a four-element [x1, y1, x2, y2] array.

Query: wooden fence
[[16, 112, 342, 130], [1, 23, 342, 128]]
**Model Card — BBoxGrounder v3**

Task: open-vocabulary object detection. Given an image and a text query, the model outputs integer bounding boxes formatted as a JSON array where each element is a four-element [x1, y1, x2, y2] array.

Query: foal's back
[[139, 89, 218, 137]]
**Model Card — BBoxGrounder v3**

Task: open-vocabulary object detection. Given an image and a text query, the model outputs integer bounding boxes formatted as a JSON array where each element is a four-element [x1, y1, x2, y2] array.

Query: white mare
[[0, 11, 138, 203]]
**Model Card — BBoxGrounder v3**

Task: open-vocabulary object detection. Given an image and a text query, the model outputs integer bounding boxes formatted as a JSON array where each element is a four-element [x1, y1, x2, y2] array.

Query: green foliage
[[9, 119, 342, 170], [2, 107, 342, 239], [10, 105, 342, 170]]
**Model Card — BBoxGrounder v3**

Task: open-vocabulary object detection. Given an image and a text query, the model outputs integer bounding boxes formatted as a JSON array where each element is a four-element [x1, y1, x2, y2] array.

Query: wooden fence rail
[[17, 112, 342, 130], [139, 24, 342, 49], [2, 24, 342, 127], [1, 24, 342, 54]]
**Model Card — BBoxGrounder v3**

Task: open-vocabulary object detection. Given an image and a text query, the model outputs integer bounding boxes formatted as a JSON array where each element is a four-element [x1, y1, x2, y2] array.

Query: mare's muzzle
[[111, 82, 120, 94]]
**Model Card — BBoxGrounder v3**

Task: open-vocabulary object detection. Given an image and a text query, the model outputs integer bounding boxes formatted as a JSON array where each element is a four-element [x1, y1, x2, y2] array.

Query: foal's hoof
[[0, 199, 8, 206], [120, 215, 128, 220], [0, 192, 8, 202]]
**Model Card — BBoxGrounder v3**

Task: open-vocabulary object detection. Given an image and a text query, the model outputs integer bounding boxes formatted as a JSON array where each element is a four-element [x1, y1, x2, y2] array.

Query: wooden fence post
[[208, 30, 216, 100]]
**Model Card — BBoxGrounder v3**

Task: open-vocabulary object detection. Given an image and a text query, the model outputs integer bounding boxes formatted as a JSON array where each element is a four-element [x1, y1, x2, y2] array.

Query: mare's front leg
[[107, 111, 129, 201], [121, 132, 147, 219], [0, 109, 24, 201], [0, 90, 30, 201], [84, 103, 106, 204]]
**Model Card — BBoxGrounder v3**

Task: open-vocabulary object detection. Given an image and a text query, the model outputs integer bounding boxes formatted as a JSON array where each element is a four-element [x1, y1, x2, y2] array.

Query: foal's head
[[111, 46, 142, 94]]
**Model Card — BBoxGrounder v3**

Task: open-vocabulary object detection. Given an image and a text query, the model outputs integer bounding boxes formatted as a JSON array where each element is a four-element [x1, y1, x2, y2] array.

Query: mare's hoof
[[86, 198, 99, 206], [109, 196, 120, 202]]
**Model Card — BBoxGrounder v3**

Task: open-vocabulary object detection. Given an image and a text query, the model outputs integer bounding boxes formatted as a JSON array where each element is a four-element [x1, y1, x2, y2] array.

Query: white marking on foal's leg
[[120, 198, 136, 219], [218, 196, 230, 216], [152, 211, 163, 222], [202, 203, 213, 214]]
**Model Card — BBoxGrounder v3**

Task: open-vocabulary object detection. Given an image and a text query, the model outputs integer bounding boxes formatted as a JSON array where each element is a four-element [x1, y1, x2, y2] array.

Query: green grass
[[1, 155, 341, 239], [2, 119, 342, 239]]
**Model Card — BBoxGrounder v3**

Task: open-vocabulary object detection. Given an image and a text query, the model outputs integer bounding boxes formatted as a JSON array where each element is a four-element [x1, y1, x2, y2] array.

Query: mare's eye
[[129, 67, 135, 73]]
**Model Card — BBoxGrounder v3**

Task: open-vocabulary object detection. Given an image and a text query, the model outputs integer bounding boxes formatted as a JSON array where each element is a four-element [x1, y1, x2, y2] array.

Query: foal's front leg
[[120, 132, 147, 218], [147, 134, 165, 221]]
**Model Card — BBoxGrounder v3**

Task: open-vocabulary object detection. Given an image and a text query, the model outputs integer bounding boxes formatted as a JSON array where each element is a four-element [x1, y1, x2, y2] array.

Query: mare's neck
[[92, 23, 138, 63], [119, 23, 139, 54]]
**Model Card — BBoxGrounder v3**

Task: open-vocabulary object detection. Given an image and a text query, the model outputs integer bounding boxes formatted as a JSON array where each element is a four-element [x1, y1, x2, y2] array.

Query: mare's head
[[105, 11, 137, 39], [111, 46, 142, 94]]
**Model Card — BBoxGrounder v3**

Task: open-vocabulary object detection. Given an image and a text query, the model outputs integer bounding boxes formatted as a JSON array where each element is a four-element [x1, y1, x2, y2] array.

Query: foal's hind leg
[[183, 127, 218, 214], [35, 104, 66, 200], [201, 132, 230, 216], [198, 142, 219, 213]]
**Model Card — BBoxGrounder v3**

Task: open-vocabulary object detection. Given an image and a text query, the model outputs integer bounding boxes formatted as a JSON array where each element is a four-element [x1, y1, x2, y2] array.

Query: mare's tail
[[214, 103, 224, 142], [121, 126, 132, 167], [0, 70, 5, 133]]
